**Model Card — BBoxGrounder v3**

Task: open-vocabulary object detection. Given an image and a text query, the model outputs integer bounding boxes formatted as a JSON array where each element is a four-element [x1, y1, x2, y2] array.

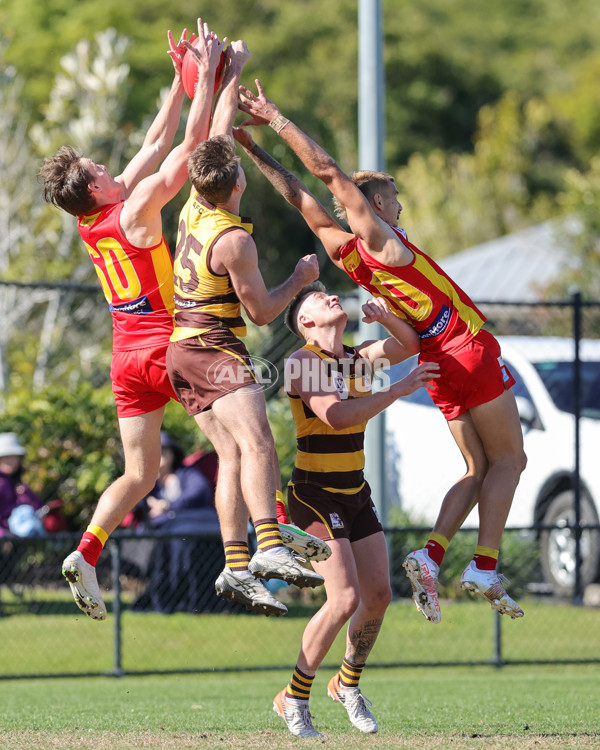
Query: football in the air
[[182, 43, 226, 99]]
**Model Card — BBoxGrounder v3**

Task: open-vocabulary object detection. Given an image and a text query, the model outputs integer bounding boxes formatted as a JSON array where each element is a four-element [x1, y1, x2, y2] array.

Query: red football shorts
[[110, 343, 177, 418], [422, 329, 516, 421]]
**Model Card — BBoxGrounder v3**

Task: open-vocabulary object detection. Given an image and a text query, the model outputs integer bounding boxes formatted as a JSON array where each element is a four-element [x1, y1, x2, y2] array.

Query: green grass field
[[1, 595, 599, 748], [0, 665, 598, 749]]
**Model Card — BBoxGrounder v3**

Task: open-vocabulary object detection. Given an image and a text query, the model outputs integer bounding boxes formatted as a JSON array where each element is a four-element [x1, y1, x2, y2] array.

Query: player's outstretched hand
[[238, 79, 280, 127], [395, 362, 440, 397], [167, 27, 196, 76], [183, 19, 225, 76], [361, 296, 394, 325], [226, 40, 251, 71], [294, 254, 320, 286]]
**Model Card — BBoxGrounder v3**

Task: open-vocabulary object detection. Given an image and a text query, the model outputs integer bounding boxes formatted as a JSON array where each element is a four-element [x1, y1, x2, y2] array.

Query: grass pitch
[[0, 664, 598, 749]]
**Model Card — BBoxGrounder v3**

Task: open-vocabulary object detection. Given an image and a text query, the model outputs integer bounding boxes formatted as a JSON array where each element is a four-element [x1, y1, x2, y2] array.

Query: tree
[[393, 92, 572, 259], [0, 30, 135, 396]]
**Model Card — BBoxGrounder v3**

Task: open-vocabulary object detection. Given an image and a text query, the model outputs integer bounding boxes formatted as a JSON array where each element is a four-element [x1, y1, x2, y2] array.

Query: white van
[[386, 336, 600, 597]]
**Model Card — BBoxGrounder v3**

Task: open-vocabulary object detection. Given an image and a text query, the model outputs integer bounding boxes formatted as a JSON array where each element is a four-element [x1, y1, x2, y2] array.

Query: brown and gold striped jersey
[[287, 343, 372, 494], [171, 191, 253, 342]]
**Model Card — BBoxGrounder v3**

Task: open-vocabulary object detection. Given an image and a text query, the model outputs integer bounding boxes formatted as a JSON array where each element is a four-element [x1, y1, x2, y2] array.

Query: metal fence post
[[110, 539, 124, 677], [572, 290, 583, 605]]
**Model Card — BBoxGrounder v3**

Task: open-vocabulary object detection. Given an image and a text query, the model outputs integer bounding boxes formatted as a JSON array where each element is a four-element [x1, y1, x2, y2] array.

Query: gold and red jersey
[[287, 344, 371, 495], [171, 191, 253, 342], [78, 202, 175, 352], [339, 227, 485, 356]]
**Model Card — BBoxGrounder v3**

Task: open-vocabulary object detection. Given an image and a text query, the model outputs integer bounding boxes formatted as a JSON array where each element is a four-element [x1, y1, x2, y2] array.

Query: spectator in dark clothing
[[133, 431, 214, 530], [0, 433, 44, 538]]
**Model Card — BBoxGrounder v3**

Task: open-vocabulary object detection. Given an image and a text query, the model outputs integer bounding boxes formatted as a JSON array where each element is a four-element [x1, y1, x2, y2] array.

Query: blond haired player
[[234, 81, 526, 624]]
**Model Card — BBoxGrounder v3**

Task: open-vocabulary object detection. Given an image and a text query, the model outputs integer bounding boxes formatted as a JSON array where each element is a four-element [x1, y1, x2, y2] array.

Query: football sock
[[424, 531, 449, 567], [276, 490, 290, 524], [224, 541, 251, 573], [77, 525, 107, 566], [286, 666, 315, 702], [254, 518, 285, 552], [473, 545, 499, 571], [338, 657, 365, 689]]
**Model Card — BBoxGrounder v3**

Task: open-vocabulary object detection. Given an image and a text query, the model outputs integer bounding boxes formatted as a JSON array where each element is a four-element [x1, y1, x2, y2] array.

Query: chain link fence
[[0, 282, 599, 678], [0, 524, 598, 679]]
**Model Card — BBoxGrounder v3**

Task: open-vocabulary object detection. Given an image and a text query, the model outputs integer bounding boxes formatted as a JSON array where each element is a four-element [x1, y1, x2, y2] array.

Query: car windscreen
[[533, 361, 600, 419]]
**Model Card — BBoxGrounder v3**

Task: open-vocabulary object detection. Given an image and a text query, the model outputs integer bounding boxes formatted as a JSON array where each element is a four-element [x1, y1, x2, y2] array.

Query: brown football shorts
[[287, 481, 383, 543], [166, 328, 258, 415]]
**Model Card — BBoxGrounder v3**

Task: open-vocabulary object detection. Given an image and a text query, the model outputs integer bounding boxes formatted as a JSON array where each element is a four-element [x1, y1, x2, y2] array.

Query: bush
[[1, 384, 210, 529]]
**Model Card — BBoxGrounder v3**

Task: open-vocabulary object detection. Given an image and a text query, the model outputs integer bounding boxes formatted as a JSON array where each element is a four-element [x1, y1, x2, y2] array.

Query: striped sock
[[77, 525, 108, 566], [338, 657, 365, 689], [254, 517, 284, 552], [286, 666, 315, 702], [424, 531, 449, 567], [224, 541, 251, 572], [473, 545, 499, 571]]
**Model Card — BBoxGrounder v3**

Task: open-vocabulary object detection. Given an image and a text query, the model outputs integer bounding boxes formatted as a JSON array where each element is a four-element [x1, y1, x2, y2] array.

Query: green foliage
[[396, 92, 571, 259], [550, 158, 600, 301], [0, 382, 214, 528], [1, 382, 120, 525]]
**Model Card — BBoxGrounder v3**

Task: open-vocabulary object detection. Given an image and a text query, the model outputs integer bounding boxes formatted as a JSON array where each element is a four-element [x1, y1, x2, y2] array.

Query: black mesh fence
[[0, 283, 599, 678], [0, 525, 599, 680]]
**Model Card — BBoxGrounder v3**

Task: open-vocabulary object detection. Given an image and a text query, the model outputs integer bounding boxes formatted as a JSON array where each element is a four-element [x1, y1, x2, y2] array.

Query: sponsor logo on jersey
[[419, 305, 451, 339], [109, 295, 154, 315], [329, 512, 344, 529]]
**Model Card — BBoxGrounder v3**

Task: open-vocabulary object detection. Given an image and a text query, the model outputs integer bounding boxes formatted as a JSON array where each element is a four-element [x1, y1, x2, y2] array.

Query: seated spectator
[[132, 431, 214, 531], [127, 432, 226, 613], [0, 433, 44, 538]]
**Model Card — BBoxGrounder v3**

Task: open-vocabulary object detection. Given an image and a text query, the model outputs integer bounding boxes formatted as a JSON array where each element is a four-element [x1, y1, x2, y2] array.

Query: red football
[[181, 43, 226, 99]]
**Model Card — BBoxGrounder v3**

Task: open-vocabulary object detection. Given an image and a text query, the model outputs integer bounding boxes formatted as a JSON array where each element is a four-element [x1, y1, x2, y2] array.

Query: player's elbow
[[246, 308, 270, 327], [404, 339, 421, 358], [312, 154, 339, 183], [324, 405, 350, 431]]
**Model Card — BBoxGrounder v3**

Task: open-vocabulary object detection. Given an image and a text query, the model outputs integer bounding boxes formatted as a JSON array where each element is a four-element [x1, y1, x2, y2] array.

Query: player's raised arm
[[210, 40, 251, 138], [232, 126, 350, 268], [238, 79, 395, 253], [121, 21, 223, 245], [218, 230, 320, 325], [116, 28, 196, 193]]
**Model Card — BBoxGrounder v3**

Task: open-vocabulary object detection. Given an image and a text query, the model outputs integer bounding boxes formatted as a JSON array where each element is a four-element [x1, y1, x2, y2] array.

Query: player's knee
[[123, 471, 157, 498], [489, 449, 527, 479], [332, 589, 360, 621], [363, 583, 392, 615], [239, 430, 275, 457]]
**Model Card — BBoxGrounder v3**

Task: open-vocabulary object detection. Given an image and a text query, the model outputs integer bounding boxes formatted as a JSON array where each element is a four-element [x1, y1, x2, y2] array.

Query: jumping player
[[165, 62, 328, 616], [233, 81, 527, 622], [39, 22, 225, 620], [271, 285, 437, 737]]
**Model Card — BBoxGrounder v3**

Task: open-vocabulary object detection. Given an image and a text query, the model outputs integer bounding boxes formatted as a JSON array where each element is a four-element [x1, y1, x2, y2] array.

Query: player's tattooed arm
[[233, 127, 302, 202]]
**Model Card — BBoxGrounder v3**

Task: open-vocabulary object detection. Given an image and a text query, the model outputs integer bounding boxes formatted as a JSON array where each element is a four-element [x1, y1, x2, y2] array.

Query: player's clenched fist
[[295, 254, 320, 285]]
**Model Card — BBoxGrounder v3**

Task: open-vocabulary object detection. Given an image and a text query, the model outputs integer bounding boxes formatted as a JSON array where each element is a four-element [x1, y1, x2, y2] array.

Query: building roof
[[438, 217, 580, 303]]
